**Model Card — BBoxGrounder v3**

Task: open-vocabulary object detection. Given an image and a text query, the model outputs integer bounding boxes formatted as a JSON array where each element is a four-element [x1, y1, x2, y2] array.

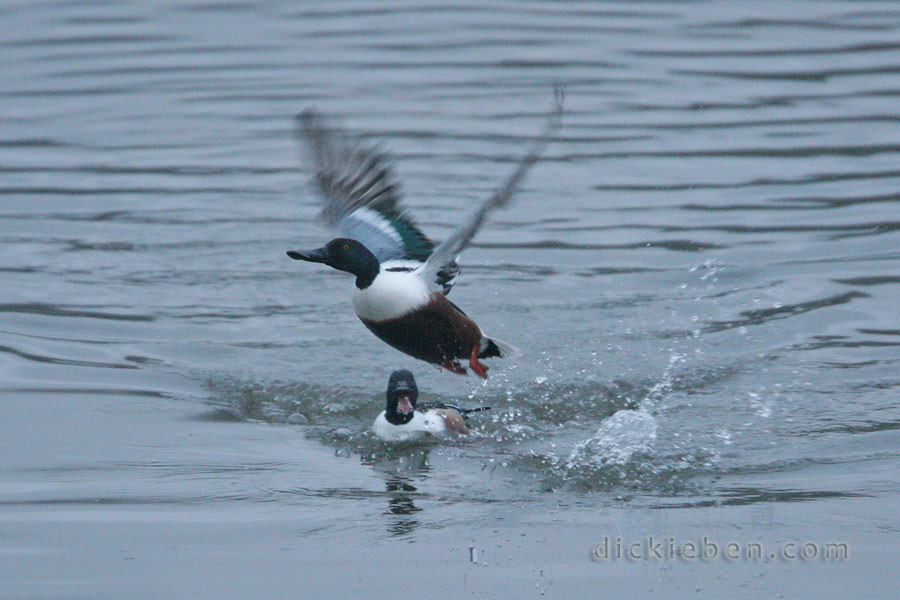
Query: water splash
[[564, 352, 682, 468], [206, 352, 725, 496], [566, 408, 658, 467]]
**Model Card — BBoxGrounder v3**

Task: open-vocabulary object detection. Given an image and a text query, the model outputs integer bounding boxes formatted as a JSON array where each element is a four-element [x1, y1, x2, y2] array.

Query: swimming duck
[[288, 87, 563, 378], [373, 370, 491, 442]]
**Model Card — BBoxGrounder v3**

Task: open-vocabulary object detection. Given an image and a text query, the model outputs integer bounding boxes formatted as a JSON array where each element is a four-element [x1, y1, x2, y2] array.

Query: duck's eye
[[342, 244, 350, 252]]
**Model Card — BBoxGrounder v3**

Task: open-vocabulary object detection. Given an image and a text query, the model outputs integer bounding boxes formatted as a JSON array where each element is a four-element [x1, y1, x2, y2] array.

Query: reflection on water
[[383, 475, 424, 538]]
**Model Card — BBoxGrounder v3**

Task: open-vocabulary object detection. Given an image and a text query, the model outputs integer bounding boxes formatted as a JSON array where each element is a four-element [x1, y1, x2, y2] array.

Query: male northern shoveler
[[372, 370, 491, 442], [287, 87, 563, 378]]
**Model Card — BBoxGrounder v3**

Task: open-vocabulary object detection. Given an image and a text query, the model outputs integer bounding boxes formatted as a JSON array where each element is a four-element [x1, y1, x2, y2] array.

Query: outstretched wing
[[416, 85, 565, 292], [296, 110, 434, 263]]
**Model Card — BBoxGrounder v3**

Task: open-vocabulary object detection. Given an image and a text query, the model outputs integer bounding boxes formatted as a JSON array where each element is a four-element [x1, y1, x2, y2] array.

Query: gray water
[[2, 1, 900, 597]]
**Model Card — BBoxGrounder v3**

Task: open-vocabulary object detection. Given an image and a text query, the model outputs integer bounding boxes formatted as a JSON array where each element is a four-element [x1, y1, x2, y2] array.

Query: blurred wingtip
[[552, 81, 566, 106], [550, 81, 566, 127], [296, 107, 317, 123]]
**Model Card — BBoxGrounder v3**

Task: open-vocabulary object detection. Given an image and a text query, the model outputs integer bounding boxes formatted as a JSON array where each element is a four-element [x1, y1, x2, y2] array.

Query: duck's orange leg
[[440, 360, 467, 375], [469, 345, 489, 379]]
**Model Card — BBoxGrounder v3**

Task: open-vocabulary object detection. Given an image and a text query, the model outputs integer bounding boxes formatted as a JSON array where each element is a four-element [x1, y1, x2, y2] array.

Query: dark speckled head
[[287, 238, 380, 289], [385, 369, 418, 425]]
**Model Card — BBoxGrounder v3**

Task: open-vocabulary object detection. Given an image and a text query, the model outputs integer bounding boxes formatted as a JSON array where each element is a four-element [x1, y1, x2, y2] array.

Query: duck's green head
[[287, 238, 380, 288]]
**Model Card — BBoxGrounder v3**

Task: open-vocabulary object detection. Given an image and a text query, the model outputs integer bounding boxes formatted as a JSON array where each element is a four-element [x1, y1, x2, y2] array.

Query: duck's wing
[[418, 401, 455, 412], [380, 260, 458, 295], [419, 402, 491, 417], [296, 110, 434, 263], [417, 85, 564, 293]]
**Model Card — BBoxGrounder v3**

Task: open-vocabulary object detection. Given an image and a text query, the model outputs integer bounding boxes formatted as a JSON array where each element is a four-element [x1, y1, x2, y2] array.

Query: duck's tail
[[459, 406, 491, 415], [478, 336, 521, 360]]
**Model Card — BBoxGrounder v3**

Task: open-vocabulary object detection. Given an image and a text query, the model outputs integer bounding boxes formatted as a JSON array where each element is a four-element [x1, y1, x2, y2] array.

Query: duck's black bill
[[286, 248, 327, 263]]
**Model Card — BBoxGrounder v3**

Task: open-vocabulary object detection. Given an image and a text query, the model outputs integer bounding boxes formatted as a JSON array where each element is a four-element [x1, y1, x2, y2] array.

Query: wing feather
[[296, 110, 434, 262], [417, 85, 565, 291]]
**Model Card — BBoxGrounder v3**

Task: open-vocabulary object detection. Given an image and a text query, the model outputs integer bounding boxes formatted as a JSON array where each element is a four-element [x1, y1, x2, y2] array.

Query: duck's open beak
[[287, 247, 327, 263], [397, 393, 414, 415]]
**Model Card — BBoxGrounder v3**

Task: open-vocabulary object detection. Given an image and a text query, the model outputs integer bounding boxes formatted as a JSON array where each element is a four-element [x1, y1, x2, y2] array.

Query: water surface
[[2, 1, 900, 597]]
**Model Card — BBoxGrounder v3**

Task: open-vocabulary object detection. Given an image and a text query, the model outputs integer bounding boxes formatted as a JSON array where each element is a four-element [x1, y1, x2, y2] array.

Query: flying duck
[[373, 370, 491, 442], [287, 87, 563, 378]]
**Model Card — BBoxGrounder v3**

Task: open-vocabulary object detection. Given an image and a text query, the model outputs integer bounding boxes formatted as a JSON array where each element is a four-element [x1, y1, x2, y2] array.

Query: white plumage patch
[[351, 267, 431, 322], [382, 259, 423, 271], [372, 410, 447, 441], [351, 206, 402, 244]]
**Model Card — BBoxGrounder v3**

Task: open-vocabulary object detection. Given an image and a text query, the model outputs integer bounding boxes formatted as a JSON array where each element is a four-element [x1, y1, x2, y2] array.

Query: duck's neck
[[352, 253, 380, 290], [356, 270, 377, 290]]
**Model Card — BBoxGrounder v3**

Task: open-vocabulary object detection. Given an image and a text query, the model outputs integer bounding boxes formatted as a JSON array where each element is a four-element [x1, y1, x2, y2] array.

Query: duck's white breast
[[352, 268, 431, 322], [372, 410, 448, 441]]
